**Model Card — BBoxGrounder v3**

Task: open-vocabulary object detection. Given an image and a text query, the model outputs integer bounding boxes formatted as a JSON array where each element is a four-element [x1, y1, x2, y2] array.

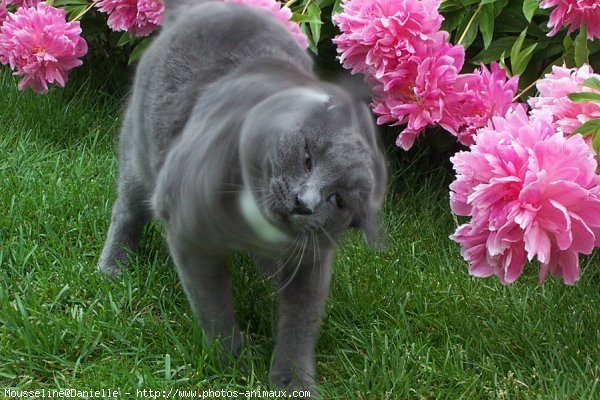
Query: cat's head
[[239, 86, 387, 247]]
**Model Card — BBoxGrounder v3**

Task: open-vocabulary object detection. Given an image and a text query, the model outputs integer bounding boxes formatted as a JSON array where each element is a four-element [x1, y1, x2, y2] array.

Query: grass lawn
[[1, 66, 599, 399]]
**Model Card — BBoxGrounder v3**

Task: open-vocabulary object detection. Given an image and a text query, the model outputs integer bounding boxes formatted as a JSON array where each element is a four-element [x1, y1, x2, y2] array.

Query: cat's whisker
[[309, 230, 323, 291], [313, 231, 322, 291], [309, 231, 317, 281], [256, 193, 277, 210], [319, 226, 338, 250], [217, 189, 270, 194], [276, 233, 307, 294], [267, 232, 303, 280], [219, 181, 271, 192], [244, 164, 270, 184]]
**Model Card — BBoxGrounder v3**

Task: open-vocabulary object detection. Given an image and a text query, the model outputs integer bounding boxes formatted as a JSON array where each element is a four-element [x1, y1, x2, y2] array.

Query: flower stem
[[513, 79, 539, 102], [71, 1, 99, 22], [457, 3, 483, 46], [301, 0, 314, 15]]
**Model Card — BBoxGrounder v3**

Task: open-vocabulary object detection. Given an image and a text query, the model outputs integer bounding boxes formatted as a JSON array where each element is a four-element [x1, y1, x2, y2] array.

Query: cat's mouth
[[270, 208, 323, 233], [265, 184, 324, 233]]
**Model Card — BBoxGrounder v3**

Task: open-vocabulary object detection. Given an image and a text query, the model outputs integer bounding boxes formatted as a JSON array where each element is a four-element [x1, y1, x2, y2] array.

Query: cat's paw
[[96, 253, 126, 278], [97, 244, 130, 278], [270, 369, 317, 399]]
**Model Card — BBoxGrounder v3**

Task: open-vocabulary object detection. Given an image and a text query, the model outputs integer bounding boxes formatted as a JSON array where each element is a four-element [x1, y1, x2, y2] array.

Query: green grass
[[1, 67, 599, 399]]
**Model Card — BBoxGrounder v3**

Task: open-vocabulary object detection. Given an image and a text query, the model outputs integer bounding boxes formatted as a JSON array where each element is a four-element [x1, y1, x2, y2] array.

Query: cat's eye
[[304, 147, 313, 172], [328, 193, 345, 209]]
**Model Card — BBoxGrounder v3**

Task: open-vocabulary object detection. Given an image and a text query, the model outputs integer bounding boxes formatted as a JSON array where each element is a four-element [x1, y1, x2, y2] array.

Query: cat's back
[[127, 0, 313, 178]]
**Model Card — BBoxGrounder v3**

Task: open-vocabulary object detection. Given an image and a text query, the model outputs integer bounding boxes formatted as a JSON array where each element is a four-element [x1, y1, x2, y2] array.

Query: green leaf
[[567, 92, 600, 103], [582, 77, 600, 91], [563, 34, 573, 50], [493, 7, 529, 34], [441, 10, 468, 34], [513, 43, 537, 76], [332, 0, 344, 15], [471, 36, 517, 64], [301, 24, 318, 55], [479, 4, 495, 49], [593, 129, 600, 156], [510, 28, 527, 67], [440, 1, 465, 12], [128, 37, 153, 65], [493, 0, 509, 17], [574, 25, 589, 67], [522, 0, 538, 23], [53, 0, 89, 6], [65, 4, 88, 20], [117, 33, 135, 47], [479, 0, 498, 4], [316, 0, 336, 8], [291, 13, 323, 24], [307, 3, 322, 46], [499, 50, 509, 75], [571, 119, 600, 138], [456, 8, 481, 49], [509, 28, 538, 76]]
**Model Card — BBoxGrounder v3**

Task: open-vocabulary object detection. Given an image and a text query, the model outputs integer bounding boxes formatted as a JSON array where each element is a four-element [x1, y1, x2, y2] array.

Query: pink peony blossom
[[540, 0, 600, 40], [332, 0, 444, 78], [0, 3, 87, 93], [96, 0, 164, 37], [332, 0, 472, 150], [3, 0, 41, 8], [450, 106, 600, 285], [370, 35, 465, 150], [224, 0, 307, 48], [529, 64, 600, 137], [0, 3, 7, 26], [441, 63, 520, 146]]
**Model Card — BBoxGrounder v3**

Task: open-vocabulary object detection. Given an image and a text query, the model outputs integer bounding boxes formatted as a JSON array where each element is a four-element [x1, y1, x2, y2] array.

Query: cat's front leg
[[270, 248, 334, 397], [167, 239, 243, 357], [98, 166, 151, 277]]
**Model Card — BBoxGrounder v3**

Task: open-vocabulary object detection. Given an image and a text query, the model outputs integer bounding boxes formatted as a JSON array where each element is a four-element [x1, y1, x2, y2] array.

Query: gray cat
[[98, 0, 387, 395]]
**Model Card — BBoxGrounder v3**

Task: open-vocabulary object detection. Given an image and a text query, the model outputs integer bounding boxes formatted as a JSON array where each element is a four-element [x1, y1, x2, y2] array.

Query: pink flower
[[96, 0, 164, 37], [529, 64, 600, 136], [0, 3, 87, 93], [540, 0, 600, 40], [450, 107, 600, 285], [370, 35, 465, 150], [4, 0, 41, 8], [441, 63, 519, 146], [332, 0, 444, 78], [224, 0, 307, 48], [0, 4, 7, 26], [333, 0, 470, 150]]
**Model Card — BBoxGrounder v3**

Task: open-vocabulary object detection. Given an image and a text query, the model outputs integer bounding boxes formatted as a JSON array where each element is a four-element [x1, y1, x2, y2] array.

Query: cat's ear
[[351, 206, 387, 250]]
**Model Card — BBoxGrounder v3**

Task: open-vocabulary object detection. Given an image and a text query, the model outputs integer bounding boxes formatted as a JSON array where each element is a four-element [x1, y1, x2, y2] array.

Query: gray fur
[[98, 1, 387, 395]]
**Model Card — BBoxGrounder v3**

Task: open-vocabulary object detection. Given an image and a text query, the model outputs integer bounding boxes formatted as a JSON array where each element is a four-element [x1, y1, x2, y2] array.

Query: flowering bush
[[331, 0, 600, 285], [0, 0, 307, 92], [541, 0, 600, 40], [1, 0, 599, 285], [96, 0, 164, 37], [0, 2, 87, 93], [449, 106, 600, 285], [529, 65, 600, 136], [441, 63, 520, 146]]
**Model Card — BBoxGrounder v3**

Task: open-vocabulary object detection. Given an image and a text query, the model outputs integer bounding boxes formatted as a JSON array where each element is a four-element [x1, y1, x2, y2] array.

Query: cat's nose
[[293, 195, 314, 215]]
